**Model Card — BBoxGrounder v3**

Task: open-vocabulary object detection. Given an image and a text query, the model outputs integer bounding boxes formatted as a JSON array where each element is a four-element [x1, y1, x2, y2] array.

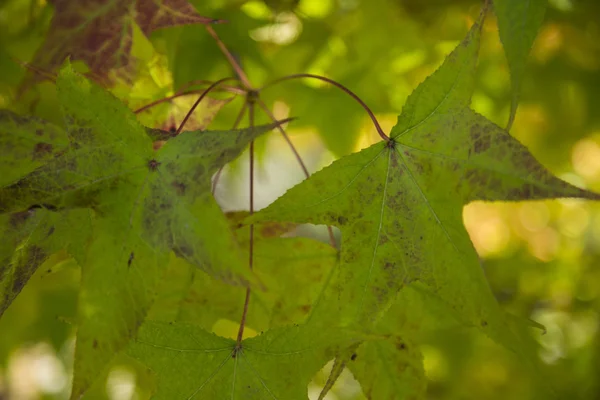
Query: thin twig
[[206, 25, 253, 90], [260, 73, 389, 142], [255, 97, 337, 248], [212, 102, 248, 195], [236, 101, 256, 346], [255, 98, 310, 177], [175, 79, 246, 95], [135, 90, 207, 115], [12, 57, 57, 84], [134, 86, 242, 115], [176, 77, 238, 135]]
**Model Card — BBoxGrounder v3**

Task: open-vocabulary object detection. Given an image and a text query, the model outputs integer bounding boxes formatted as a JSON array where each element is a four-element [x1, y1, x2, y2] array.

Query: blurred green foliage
[[1, 0, 600, 399]]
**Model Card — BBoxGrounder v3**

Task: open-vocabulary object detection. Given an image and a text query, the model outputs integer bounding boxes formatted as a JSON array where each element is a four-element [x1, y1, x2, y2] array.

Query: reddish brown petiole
[[206, 25, 253, 90], [134, 85, 243, 115], [260, 73, 390, 142], [235, 99, 256, 347], [212, 102, 249, 195], [176, 77, 239, 135], [254, 97, 337, 248]]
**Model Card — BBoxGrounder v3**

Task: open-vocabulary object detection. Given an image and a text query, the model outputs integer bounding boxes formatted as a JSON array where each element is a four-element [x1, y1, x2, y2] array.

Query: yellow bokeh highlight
[[298, 0, 333, 18], [212, 319, 258, 340], [572, 136, 600, 181], [241, 1, 272, 19], [463, 202, 511, 257], [421, 345, 448, 382], [532, 23, 564, 64]]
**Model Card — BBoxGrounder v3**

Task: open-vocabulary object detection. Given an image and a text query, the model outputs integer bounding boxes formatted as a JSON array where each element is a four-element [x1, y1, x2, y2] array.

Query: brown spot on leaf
[[148, 159, 161, 171], [300, 304, 311, 313], [11, 245, 46, 295], [93, 339, 98, 349], [192, 164, 206, 181], [173, 245, 193, 258], [351, 353, 357, 361], [153, 140, 166, 151], [32, 143, 53, 160], [514, 153, 539, 172], [35, 129, 43, 136], [390, 151, 401, 168], [470, 124, 491, 154], [40, 203, 58, 212], [258, 222, 292, 238], [128, 252, 134, 267], [9, 210, 35, 228], [171, 181, 186, 196], [464, 169, 486, 187]]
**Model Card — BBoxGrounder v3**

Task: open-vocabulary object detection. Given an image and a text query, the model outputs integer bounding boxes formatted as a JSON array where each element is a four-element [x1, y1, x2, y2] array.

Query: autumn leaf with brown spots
[[23, 0, 221, 88], [0, 109, 69, 186], [0, 207, 91, 318], [249, 11, 600, 360], [0, 65, 286, 398]]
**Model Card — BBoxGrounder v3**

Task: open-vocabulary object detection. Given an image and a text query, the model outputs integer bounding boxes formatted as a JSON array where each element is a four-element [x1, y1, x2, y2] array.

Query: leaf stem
[[134, 78, 245, 115], [255, 97, 309, 177], [177, 79, 243, 93], [12, 57, 57, 84], [176, 77, 238, 135], [254, 97, 337, 248], [260, 73, 389, 142], [206, 25, 254, 90], [212, 102, 248, 195], [236, 288, 252, 346], [134, 89, 232, 115], [236, 100, 256, 346]]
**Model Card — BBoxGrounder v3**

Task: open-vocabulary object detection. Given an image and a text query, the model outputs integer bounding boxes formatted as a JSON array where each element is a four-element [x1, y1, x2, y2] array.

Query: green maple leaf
[[0, 207, 91, 317], [0, 65, 286, 397], [176, 237, 336, 331], [150, 214, 337, 332], [249, 12, 600, 354], [2, 65, 281, 286], [128, 321, 354, 399], [348, 336, 425, 400], [25, 0, 220, 87], [339, 285, 456, 400], [0, 110, 69, 187], [493, 0, 547, 129]]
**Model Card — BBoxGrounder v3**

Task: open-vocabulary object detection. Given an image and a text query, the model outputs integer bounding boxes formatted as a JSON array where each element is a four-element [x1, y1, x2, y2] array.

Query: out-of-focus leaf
[[136, 94, 234, 132], [493, 0, 547, 129], [24, 0, 220, 88], [0, 208, 90, 317]]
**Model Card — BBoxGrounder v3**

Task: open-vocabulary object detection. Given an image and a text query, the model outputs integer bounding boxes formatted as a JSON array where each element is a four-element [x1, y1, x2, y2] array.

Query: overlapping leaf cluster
[[0, 63, 290, 397], [1, 1, 599, 399]]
